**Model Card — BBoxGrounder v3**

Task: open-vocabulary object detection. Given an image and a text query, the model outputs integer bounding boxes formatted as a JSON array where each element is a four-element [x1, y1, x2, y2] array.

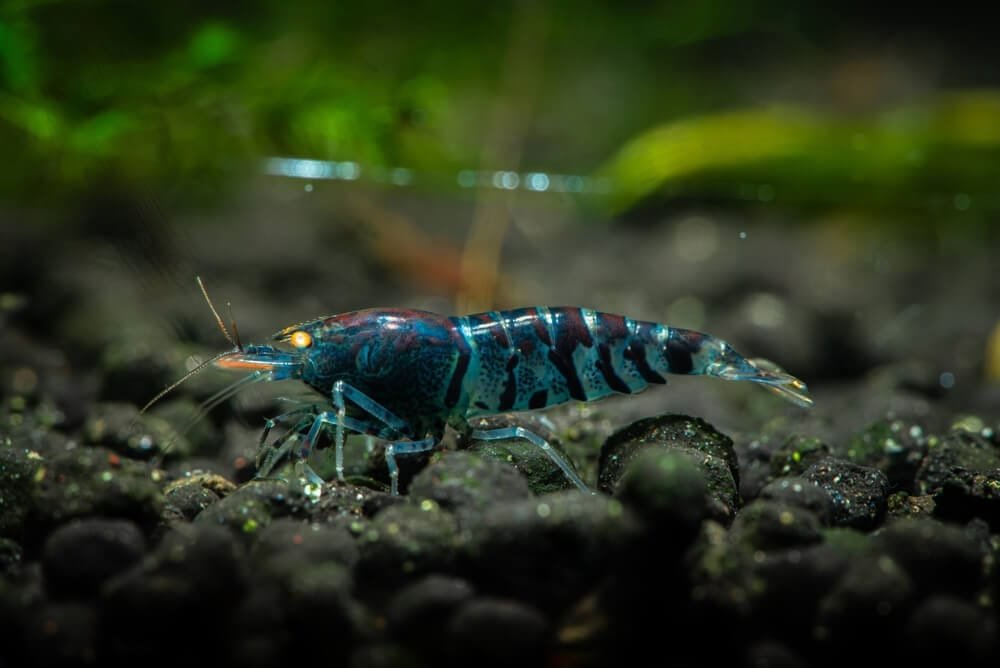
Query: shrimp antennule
[[135, 276, 250, 471], [139, 277, 244, 415], [138, 349, 240, 415]]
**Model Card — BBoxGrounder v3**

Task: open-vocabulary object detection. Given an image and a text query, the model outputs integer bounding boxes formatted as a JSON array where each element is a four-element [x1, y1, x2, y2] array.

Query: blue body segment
[[454, 307, 682, 416], [286, 308, 468, 439]]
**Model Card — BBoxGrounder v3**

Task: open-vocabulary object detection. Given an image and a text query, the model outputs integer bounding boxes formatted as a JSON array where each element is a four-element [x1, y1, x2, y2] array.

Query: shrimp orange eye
[[290, 330, 313, 349]]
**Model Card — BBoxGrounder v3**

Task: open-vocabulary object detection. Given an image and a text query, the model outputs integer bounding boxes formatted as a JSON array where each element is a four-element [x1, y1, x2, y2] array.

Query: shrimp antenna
[[197, 275, 237, 349], [227, 300, 243, 352], [138, 277, 242, 416], [136, 277, 249, 469]]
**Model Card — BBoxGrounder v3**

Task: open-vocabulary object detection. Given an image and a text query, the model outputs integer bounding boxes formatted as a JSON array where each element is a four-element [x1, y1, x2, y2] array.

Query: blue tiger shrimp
[[146, 281, 812, 495]]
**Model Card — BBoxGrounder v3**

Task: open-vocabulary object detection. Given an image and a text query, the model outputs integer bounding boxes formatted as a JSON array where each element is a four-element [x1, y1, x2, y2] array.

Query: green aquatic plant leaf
[[594, 92, 1000, 220]]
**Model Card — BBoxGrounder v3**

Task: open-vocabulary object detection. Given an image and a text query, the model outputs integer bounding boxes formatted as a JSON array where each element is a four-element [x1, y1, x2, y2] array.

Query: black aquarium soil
[[1, 188, 998, 667]]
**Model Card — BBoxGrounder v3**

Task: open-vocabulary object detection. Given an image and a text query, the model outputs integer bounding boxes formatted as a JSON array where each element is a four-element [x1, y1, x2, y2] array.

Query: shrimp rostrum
[[149, 295, 812, 495]]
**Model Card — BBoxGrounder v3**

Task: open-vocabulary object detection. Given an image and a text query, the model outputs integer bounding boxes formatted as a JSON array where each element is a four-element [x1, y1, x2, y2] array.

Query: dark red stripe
[[548, 350, 587, 401], [597, 343, 632, 394], [553, 307, 594, 362], [527, 307, 553, 346], [529, 389, 549, 409], [665, 333, 694, 374], [623, 340, 666, 384], [498, 355, 519, 411], [444, 350, 470, 408], [482, 312, 511, 348], [596, 312, 629, 341], [445, 320, 475, 408]]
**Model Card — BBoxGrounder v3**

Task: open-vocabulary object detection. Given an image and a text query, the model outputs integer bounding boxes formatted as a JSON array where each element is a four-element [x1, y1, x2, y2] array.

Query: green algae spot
[[417, 499, 442, 514], [606, 499, 624, 518]]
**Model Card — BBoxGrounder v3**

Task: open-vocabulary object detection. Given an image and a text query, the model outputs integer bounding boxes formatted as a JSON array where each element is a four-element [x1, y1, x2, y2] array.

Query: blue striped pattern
[[450, 307, 689, 418]]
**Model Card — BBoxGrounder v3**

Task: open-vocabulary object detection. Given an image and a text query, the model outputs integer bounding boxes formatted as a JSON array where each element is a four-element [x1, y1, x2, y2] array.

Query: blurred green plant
[[0, 2, 863, 196], [0, 1, 517, 202], [593, 92, 1000, 233], [2, 0, 999, 238]]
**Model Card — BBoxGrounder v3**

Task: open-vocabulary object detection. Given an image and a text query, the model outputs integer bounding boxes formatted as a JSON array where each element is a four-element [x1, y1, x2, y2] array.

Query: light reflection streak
[[262, 156, 610, 195]]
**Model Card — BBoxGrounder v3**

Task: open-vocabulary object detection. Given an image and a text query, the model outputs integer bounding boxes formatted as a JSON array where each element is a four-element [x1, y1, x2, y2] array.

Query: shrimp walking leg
[[255, 407, 318, 478], [294, 414, 434, 494], [330, 379, 415, 483], [259, 405, 318, 449], [256, 424, 309, 479], [258, 409, 373, 481], [383, 438, 437, 495], [264, 382, 438, 494], [470, 426, 590, 493]]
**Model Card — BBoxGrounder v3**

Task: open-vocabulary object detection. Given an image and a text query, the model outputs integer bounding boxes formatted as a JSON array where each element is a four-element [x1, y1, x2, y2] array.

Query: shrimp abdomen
[[454, 307, 703, 417]]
